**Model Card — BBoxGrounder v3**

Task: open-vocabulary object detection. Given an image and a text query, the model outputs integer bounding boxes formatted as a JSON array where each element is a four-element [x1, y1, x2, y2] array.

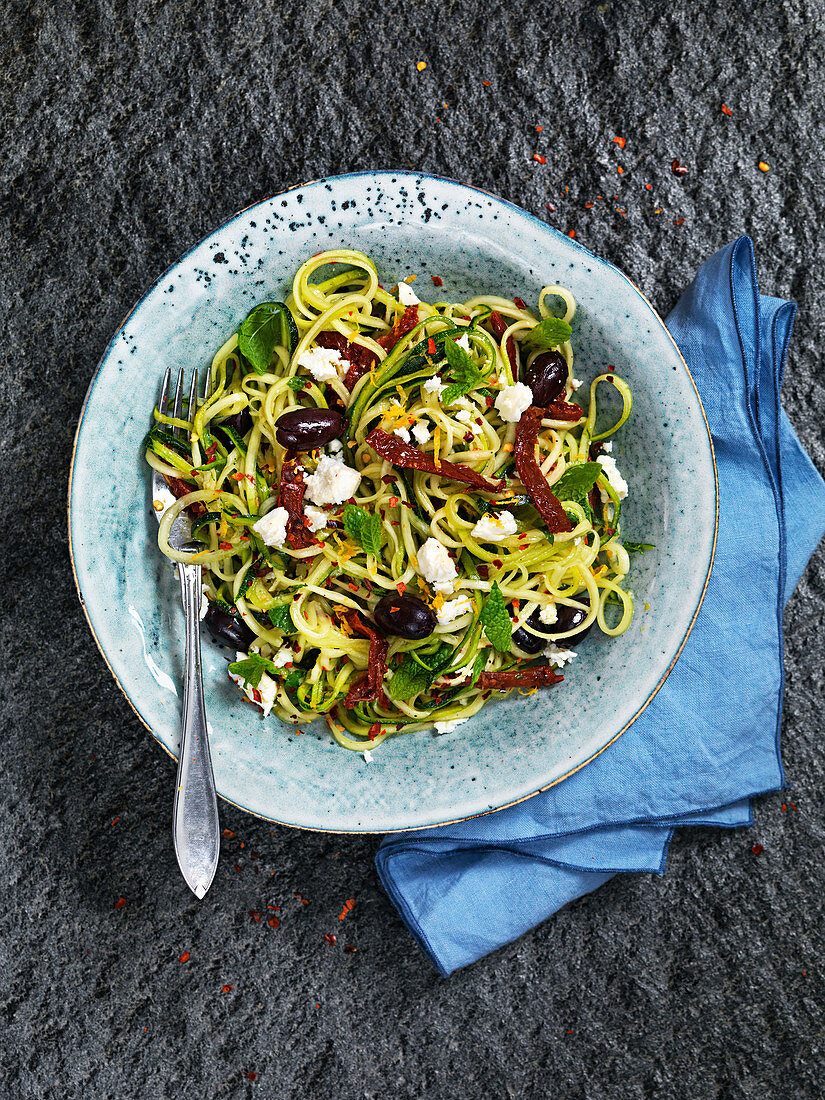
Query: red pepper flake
[[721, 102, 733, 116], [246, 1072, 257, 1082], [368, 722, 383, 740], [671, 158, 688, 177], [268, 915, 280, 928], [492, 558, 504, 568], [482, 79, 491, 86], [584, 201, 595, 209], [789, 801, 798, 811], [110, 816, 120, 826], [533, 153, 547, 164], [514, 296, 527, 311], [617, 165, 624, 175], [233, 864, 242, 873], [339, 898, 356, 920], [347, 582, 359, 593], [751, 843, 764, 856], [612, 135, 626, 149], [388, 495, 399, 507], [294, 892, 309, 904], [114, 896, 126, 910], [222, 828, 235, 838], [219, 541, 233, 551], [545, 202, 555, 213], [781, 803, 787, 812], [567, 229, 577, 239], [431, 275, 443, 287], [396, 581, 406, 594], [323, 932, 338, 946], [566, 1029, 575, 1035], [249, 910, 263, 923], [179, 951, 190, 963], [673, 217, 686, 226], [366, 428, 503, 493], [220, 984, 233, 992], [343, 944, 358, 954], [645, 183, 652, 190]]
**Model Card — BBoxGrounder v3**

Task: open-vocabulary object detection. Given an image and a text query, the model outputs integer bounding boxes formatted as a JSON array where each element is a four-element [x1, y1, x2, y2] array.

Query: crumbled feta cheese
[[543, 645, 577, 668], [597, 454, 628, 503], [436, 594, 474, 625], [393, 426, 411, 443], [396, 280, 420, 306], [417, 537, 458, 594], [423, 375, 445, 397], [304, 505, 329, 533], [296, 346, 347, 383], [456, 333, 472, 353], [601, 441, 613, 453], [304, 456, 362, 506], [471, 511, 518, 542], [362, 749, 373, 763], [270, 648, 293, 668], [538, 603, 558, 625], [572, 377, 584, 390], [252, 506, 290, 547], [455, 408, 477, 426], [411, 421, 430, 445], [327, 437, 344, 455], [495, 382, 533, 423], [228, 651, 278, 717], [434, 717, 470, 734]]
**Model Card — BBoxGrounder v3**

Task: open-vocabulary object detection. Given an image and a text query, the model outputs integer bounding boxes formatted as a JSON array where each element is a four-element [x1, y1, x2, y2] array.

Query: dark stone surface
[[1, 0, 824, 1096]]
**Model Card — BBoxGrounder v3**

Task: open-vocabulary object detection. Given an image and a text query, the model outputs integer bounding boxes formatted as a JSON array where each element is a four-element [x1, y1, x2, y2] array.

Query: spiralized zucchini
[[146, 249, 637, 753]]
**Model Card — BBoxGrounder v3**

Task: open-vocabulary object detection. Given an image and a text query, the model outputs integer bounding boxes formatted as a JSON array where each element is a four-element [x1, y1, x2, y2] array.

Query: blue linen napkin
[[375, 238, 825, 977]]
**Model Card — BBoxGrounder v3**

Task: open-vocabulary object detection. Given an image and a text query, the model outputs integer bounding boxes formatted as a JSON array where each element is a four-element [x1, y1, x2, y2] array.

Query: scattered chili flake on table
[[416, 61, 427, 71], [533, 153, 547, 164], [222, 984, 233, 993], [268, 915, 280, 928], [295, 892, 310, 905], [673, 217, 686, 226], [339, 898, 356, 920], [179, 951, 190, 963], [323, 932, 338, 946], [246, 1072, 257, 1082], [233, 863, 242, 873], [721, 102, 733, 116], [567, 229, 577, 238], [482, 79, 491, 86], [751, 843, 764, 855], [617, 165, 624, 175], [612, 135, 626, 148], [758, 161, 770, 172], [249, 910, 263, 923], [781, 803, 787, 812], [431, 275, 443, 287], [222, 828, 235, 838], [110, 816, 120, 826], [671, 158, 688, 177], [645, 183, 652, 190], [584, 201, 595, 209], [114, 896, 126, 910], [344, 945, 358, 954]]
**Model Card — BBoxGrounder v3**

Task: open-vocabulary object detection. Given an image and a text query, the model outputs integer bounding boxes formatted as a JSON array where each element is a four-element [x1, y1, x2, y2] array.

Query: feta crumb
[[495, 382, 533, 423], [538, 603, 558, 625], [456, 333, 472, 353], [305, 455, 362, 506], [597, 454, 628, 503], [455, 408, 476, 426], [543, 645, 577, 668], [471, 511, 518, 542], [601, 441, 613, 453], [436, 594, 474, 625], [296, 346, 347, 383], [571, 376, 584, 390], [252, 506, 290, 547], [417, 536, 458, 594], [434, 717, 470, 734], [327, 437, 344, 455], [228, 651, 278, 717], [393, 426, 411, 443], [423, 375, 445, 397], [304, 505, 329, 533], [362, 749, 373, 763], [411, 421, 430, 445], [396, 280, 421, 306], [270, 648, 293, 668]]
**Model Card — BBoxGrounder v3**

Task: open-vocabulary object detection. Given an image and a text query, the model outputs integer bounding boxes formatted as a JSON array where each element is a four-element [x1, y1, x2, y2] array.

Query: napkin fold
[[376, 238, 825, 976]]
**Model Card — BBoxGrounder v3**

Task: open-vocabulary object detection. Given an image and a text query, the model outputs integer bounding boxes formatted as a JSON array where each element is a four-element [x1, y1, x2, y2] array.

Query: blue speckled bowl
[[69, 172, 716, 833]]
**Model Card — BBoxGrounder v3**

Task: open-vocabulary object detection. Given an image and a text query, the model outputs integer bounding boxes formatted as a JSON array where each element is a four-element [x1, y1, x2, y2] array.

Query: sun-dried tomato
[[480, 664, 564, 689], [164, 475, 207, 516], [315, 330, 377, 391], [514, 408, 572, 533], [337, 609, 388, 706], [277, 459, 317, 549], [488, 310, 518, 378], [377, 305, 420, 351], [545, 399, 584, 421], [366, 429, 503, 493]]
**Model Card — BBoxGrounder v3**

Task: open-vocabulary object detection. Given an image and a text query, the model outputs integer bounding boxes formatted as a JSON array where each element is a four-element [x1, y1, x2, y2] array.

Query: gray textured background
[[2, 0, 824, 1097]]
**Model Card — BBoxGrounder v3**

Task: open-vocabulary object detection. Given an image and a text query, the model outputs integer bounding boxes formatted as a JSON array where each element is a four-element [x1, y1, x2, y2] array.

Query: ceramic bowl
[[69, 172, 716, 833]]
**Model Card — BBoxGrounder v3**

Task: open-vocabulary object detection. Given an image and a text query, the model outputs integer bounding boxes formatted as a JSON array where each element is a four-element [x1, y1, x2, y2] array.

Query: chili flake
[[431, 275, 443, 287], [246, 1072, 257, 1082], [344, 945, 358, 954], [249, 910, 263, 923], [673, 217, 686, 226], [617, 165, 624, 175], [533, 153, 547, 164], [645, 183, 652, 190], [584, 201, 595, 209], [222, 984, 233, 992], [268, 915, 280, 928], [671, 158, 688, 177], [114, 896, 126, 910], [294, 892, 310, 904], [721, 103, 733, 116], [222, 828, 235, 838], [323, 932, 338, 946], [751, 843, 764, 855], [612, 135, 626, 149], [339, 898, 356, 920], [179, 951, 190, 963], [482, 79, 491, 86], [567, 229, 577, 239], [416, 61, 427, 71], [758, 161, 770, 172]]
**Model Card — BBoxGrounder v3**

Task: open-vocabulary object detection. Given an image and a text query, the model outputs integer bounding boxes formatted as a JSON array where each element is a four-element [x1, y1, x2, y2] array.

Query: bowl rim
[[68, 170, 718, 834]]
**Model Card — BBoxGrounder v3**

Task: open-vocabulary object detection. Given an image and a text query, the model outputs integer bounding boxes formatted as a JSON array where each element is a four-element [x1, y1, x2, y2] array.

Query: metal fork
[[151, 366, 220, 899]]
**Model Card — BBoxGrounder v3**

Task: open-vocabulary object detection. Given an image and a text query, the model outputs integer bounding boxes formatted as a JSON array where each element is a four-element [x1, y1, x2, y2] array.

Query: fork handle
[[172, 563, 220, 898]]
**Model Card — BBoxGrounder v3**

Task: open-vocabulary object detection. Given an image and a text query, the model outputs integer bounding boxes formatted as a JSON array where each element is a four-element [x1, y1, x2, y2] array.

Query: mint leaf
[[480, 581, 512, 652], [442, 336, 486, 406], [343, 504, 382, 556], [228, 652, 279, 689], [522, 316, 572, 352], [286, 376, 307, 391], [238, 302, 298, 375], [623, 541, 654, 554], [470, 648, 489, 686], [387, 643, 453, 701], [268, 602, 295, 633], [552, 462, 602, 505], [283, 668, 304, 691]]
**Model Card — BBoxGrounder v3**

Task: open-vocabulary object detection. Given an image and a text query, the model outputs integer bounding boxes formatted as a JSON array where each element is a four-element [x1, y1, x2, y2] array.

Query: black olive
[[275, 408, 346, 451], [373, 593, 436, 640], [203, 603, 256, 649], [511, 601, 593, 653], [214, 409, 253, 446], [511, 607, 549, 654], [524, 351, 568, 406], [553, 603, 594, 646]]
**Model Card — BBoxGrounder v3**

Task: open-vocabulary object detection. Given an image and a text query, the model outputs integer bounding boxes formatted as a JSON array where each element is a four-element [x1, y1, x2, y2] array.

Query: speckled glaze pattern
[[69, 172, 716, 833]]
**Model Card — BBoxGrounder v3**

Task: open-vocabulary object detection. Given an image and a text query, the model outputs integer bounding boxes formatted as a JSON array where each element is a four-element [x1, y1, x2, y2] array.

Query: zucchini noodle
[[145, 249, 640, 754]]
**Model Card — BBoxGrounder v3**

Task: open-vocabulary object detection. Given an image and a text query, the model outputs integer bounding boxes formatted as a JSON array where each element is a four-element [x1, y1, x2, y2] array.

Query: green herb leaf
[[387, 643, 453, 701], [441, 336, 486, 406], [521, 316, 573, 352], [470, 648, 489, 686], [238, 302, 298, 375], [283, 668, 304, 691], [342, 504, 383, 556], [228, 652, 279, 689], [623, 541, 655, 554], [480, 581, 512, 652], [552, 461, 603, 505], [286, 376, 307, 391], [268, 602, 296, 633]]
